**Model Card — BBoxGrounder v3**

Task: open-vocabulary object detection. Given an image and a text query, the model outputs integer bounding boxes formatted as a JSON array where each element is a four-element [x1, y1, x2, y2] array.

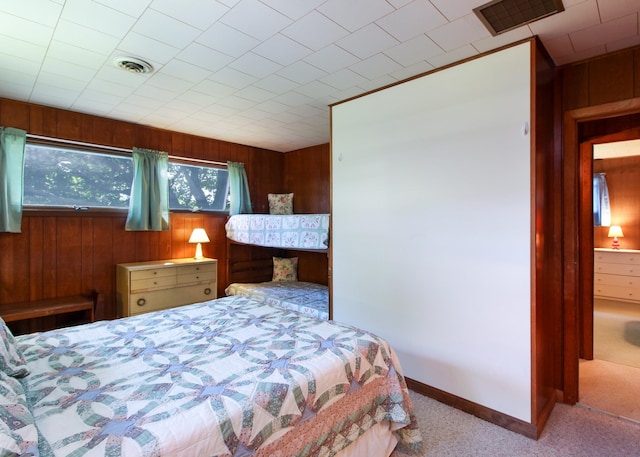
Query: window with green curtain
[[227, 161, 252, 215], [0, 127, 27, 233], [125, 147, 170, 231]]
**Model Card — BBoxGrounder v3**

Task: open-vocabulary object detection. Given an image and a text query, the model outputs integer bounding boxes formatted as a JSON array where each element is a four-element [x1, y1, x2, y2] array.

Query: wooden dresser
[[594, 248, 640, 303], [116, 258, 217, 317]]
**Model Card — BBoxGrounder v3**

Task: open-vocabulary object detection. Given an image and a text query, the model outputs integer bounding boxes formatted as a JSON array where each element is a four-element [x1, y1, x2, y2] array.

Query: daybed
[[1, 295, 422, 456]]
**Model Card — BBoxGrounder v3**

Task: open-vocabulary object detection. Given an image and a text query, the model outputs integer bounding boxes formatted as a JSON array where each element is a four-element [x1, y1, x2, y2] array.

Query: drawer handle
[[153, 271, 157, 275], [195, 275, 200, 280], [137, 298, 146, 307], [204, 288, 212, 295]]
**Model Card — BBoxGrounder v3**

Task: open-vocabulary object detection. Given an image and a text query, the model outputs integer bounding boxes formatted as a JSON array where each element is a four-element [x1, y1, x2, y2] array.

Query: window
[[23, 143, 229, 212]]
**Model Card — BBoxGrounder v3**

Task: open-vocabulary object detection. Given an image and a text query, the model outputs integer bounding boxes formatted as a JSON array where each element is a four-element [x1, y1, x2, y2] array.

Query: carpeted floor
[[392, 389, 640, 456], [593, 298, 640, 368]]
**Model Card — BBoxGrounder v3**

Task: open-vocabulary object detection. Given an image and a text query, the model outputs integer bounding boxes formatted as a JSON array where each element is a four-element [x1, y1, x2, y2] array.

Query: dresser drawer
[[594, 283, 640, 301], [594, 262, 640, 277], [129, 284, 215, 316], [594, 273, 640, 288], [595, 251, 640, 265], [116, 258, 218, 317]]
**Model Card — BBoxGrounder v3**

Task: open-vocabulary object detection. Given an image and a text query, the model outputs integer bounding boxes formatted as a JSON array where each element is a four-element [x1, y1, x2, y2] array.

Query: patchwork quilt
[[225, 214, 330, 250], [14, 296, 422, 456], [225, 281, 329, 320]]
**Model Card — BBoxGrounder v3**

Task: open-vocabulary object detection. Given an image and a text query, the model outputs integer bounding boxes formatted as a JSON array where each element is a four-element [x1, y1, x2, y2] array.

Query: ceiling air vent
[[473, 0, 564, 36], [113, 56, 153, 74]]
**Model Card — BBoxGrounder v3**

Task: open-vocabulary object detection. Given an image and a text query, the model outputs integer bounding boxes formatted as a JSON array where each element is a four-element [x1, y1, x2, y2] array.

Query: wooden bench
[[0, 295, 95, 325]]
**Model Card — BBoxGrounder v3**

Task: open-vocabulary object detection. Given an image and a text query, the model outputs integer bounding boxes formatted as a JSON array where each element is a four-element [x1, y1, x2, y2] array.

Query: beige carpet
[[593, 298, 640, 368]]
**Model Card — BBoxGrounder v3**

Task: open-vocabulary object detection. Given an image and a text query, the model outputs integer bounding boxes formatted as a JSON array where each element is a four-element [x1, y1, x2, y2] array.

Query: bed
[[1, 295, 422, 457], [225, 214, 330, 251], [225, 280, 329, 320]]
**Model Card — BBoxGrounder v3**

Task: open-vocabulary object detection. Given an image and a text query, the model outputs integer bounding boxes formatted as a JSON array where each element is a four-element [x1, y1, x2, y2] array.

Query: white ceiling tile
[[147, 73, 193, 94], [210, 66, 258, 89], [0, 0, 62, 27], [540, 35, 575, 60], [53, 19, 121, 55], [273, 90, 313, 107], [260, 0, 325, 20], [606, 34, 640, 54], [390, 60, 435, 81], [235, 85, 275, 103], [61, 0, 136, 38], [429, 0, 485, 21], [47, 41, 108, 71], [71, 96, 120, 115], [428, 14, 490, 52], [281, 11, 349, 50], [384, 35, 443, 66], [150, 0, 228, 30], [254, 99, 291, 114], [376, 0, 448, 42], [0, 35, 47, 63], [95, 0, 151, 18], [177, 42, 234, 72], [427, 44, 478, 68], [318, 0, 394, 33], [117, 32, 180, 65], [93, 65, 149, 89], [295, 80, 337, 99], [253, 74, 300, 94], [0, 13, 54, 46], [349, 53, 402, 80], [472, 27, 532, 54], [277, 60, 326, 85], [553, 43, 607, 65], [336, 24, 399, 59], [303, 45, 360, 73], [529, 0, 600, 39], [40, 57, 98, 82], [253, 34, 313, 66], [220, 0, 292, 40], [158, 59, 210, 83], [0, 83, 32, 101], [132, 83, 177, 102], [598, 0, 640, 22], [229, 52, 282, 78], [85, 77, 136, 97], [320, 68, 367, 91], [191, 78, 236, 98], [570, 14, 638, 53], [0, 68, 37, 89], [31, 82, 81, 104], [387, 0, 413, 8], [196, 22, 259, 58], [133, 9, 201, 48], [175, 90, 219, 107], [357, 74, 398, 92]]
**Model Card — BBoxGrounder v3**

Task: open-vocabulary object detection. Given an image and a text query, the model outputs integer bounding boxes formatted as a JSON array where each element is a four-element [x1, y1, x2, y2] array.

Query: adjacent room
[[1, 1, 640, 456]]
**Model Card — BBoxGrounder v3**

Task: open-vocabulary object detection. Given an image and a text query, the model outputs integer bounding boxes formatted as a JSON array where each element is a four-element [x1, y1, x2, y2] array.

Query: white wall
[[331, 43, 532, 422]]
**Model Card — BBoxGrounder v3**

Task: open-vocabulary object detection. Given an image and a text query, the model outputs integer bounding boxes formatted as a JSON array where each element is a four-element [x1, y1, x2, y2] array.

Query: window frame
[[22, 138, 229, 214]]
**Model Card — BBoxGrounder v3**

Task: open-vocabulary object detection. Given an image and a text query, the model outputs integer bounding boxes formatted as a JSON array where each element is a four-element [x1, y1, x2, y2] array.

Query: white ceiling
[[1, 0, 639, 152]]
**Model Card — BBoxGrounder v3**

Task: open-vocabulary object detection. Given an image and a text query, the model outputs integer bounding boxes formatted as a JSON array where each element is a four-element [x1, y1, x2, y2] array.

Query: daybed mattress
[[7, 295, 422, 456], [225, 214, 329, 250], [225, 281, 329, 320]]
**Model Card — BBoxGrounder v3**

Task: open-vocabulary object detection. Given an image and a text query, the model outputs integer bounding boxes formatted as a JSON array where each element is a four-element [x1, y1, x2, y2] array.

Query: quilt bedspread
[[225, 214, 330, 250], [16, 296, 421, 457], [225, 281, 329, 320]]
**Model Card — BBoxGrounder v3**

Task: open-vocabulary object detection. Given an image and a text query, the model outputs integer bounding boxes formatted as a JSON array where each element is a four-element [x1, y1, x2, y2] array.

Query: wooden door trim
[[563, 97, 640, 404]]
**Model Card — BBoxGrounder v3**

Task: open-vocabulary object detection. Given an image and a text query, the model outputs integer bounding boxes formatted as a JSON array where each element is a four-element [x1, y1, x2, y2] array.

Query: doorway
[[579, 136, 640, 421], [563, 97, 640, 407]]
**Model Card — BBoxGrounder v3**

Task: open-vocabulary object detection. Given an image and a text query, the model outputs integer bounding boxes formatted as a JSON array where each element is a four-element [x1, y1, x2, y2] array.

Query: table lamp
[[608, 225, 623, 250], [188, 228, 210, 259]]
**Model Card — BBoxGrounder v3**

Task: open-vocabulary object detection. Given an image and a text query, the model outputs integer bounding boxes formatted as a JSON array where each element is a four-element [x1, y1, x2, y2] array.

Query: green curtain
[[125, 147, 169, 231], [227, 161, 252, 215], [0, 127, 27, 233]]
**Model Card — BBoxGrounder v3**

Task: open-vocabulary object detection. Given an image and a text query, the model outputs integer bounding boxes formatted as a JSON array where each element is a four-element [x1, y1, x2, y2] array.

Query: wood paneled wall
[[0, 98, 329, 329]]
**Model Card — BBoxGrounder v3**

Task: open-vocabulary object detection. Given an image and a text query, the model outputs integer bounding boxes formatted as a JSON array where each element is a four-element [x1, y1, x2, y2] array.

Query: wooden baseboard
[[406, 377, 544, 440]]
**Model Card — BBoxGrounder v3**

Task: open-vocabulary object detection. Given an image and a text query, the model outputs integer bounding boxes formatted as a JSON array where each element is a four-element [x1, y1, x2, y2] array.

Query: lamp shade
[[608, 226, 624, 238], [189, 228, 210, 244]]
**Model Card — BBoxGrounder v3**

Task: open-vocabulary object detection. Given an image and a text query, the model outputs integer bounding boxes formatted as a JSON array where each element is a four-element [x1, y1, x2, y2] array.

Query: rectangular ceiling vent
[[473, 0, 564, 36]]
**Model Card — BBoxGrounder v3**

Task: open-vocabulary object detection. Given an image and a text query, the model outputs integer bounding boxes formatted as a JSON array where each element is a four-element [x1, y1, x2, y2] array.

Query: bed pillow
[[268, 193, 294, 215], [0, 317, 29, 378], [0, 370, 40, 456], [273, 257, 298, 281]]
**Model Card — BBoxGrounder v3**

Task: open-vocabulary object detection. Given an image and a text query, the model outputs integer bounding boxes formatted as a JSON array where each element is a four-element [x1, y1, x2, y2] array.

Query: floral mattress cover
[[7, 295, 422, 456], [225, 214, 330, 250], [225, 281, 329, 320]]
